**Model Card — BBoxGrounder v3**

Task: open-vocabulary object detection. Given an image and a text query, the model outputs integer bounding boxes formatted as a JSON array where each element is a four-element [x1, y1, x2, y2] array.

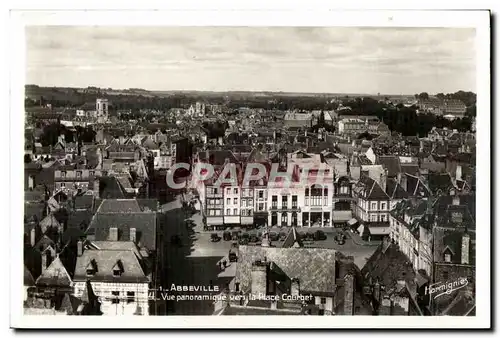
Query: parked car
[[211, 233, 221, 242], [223, 231, 232, 241], [314, 230, 327, 241], [231, 231, 240, 240], [305, 232, 315, 241], [269, 232, 279, 241], [279, 232, 287, 241]]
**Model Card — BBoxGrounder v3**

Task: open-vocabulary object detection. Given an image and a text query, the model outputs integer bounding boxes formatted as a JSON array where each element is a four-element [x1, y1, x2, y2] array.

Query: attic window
[[86, 259, 97, 276], [444, 253, 452, 263], [113, 260, 124, 277]]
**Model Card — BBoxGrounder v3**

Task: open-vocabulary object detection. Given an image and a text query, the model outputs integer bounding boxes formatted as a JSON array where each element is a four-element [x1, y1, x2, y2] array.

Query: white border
[[9, 8, 490, 329]]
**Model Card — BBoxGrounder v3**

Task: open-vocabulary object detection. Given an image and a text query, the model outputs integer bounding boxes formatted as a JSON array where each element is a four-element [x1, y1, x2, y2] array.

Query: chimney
[[30, 228, 36, 247], [109, 227, 118, 241], [77, 240, 83, 257], [461, 233, 470, 264], [456, 165, 463, 181], [251, 259, 269, 297], [130, 228, 137, 243], [379, 169, 387, 192], [343, 274, 355, 315], [373, 280, 381, 305], [291, 278, 300, 296], [400, 173, 408, 192], [452, 196, 460, 206]]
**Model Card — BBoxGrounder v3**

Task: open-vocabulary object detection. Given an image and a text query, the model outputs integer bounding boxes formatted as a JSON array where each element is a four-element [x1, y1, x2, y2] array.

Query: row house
[[54, 165, 105, 194]]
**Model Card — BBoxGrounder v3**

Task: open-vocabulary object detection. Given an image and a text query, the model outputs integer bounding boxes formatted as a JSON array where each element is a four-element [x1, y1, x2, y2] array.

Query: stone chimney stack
[[343, 274, 355, 315], [456, 165, 463, 181], [291, 278, 300, 296], [251, 259, 269, 297], [77, 240, 84, 257], [130, 228, 137, 243], [461, 233, 470, 264], [30, 228, 36, 247]]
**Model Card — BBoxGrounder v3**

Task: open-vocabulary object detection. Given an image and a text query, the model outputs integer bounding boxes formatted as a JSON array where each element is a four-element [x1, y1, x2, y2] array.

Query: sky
[[25, 26, 476, 95]]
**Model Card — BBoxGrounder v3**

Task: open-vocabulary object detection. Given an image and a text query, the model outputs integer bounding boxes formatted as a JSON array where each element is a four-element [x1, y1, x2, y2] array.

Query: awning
[[348, 218, 358, 226]]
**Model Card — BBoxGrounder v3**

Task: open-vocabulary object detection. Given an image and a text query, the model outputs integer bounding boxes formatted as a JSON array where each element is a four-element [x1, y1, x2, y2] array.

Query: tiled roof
[[73, 249, 148, 283], [235, 246, 337, 294], [87, 212, 157, 251], [97, 199, 142, 213], [35, 256, 72, 287], [377, 156, 401, 178]]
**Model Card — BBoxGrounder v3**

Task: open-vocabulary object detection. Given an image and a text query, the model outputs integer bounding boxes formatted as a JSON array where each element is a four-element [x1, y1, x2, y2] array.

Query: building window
[[233, 208, 238, 215], [76, 171, 82, 178], [258, 191, 264, 199], [213, 188, 219, 195], [292, 196, 298, 208], [226, 188, 231, 194], [234, 188, 238, 194], [282, 196, 288, 209], [61, 171, 66, 178], [370, 215, 378, 222], [127, 291, 135, 303], [272, 196, 277, 208], [305, 196, 309, 206], [226, 198, 230, 205], [380, 214, 387, 222], [112, 291, 120, 304], [320, 297, 327, 304], [381, 202, 386, 210], [61, 183, 65, 188], [444, 253, 452, 263], [241, 200, 246, 207], [113, 268, 122, 277], [215, 210, 221, 216], [371, 202, 377, 210], [226, 209, 230, 215], [281, 213, 288, 225], [233, 198, 238, 205]]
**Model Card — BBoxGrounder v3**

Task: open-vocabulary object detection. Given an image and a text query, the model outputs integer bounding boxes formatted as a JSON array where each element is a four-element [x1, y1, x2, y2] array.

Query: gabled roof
[[376, 156, 401, 178], [38, 214, 61, 234], [35, 256, 72, 287], [24, 265, 35, 286]]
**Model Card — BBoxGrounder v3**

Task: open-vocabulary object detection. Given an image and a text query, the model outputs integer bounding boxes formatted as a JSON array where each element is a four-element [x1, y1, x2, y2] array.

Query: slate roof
[[235, 246, 337, 294], [386, 178, 409, 200], [73, 249, 148, 283], [98, 177, 126, 199], [354, 175, 390, 200], [96, 199, 142, 213], [361, 243, 417, 294], [87, 212, 157, 251], [400, 163, 420, 176], [39, 214, 61, 234], [73, 194, 94, 210], [197, 150, 238, 167], [35, 256, 73, 287], [377, 156, 401, 178], [24, 265, 35, 286], [405, 174, 431, 197], [427, 172, 455, 195]]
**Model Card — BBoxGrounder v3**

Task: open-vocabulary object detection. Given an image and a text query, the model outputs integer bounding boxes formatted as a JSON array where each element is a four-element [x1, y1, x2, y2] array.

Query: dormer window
[[113, 260, 124, 277], [443, 247, 454, 263], [86, 259, 98, 276]]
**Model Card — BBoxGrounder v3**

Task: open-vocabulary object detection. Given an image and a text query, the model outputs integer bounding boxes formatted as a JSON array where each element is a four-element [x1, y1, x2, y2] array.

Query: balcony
[[268, 205, 301, 212]]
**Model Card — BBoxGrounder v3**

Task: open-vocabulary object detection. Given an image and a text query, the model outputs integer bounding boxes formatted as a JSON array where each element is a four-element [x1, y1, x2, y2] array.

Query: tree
[[436, 93, 445, 100], [417, 92, 429, 100], [24, 154, 32, 163]]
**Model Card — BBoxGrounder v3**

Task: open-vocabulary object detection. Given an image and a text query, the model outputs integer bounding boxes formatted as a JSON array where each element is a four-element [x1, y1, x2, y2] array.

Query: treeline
[[341, 97, 472, 136], [415, 90, 477, 118]]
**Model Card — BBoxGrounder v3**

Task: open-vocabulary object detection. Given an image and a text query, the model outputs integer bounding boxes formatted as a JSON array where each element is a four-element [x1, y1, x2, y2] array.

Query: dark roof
[[96, 199, 142, 213], [386, 178, 409, 200], [98, 177, 126, 199], [427, 172, 455, 195], [197, 150, 238, 167], [377, 156, 401, 178], [87, 212, 157, 251], [235, 246, 337, 294], [73, 194, 94, 210], [400, 163, 419, 176], [361, 242, 416, 292]]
